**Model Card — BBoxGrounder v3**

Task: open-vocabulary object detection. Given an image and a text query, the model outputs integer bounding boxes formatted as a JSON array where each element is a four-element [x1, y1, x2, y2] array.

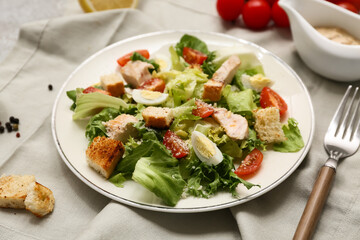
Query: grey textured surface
[[0, 0, 66, 62]]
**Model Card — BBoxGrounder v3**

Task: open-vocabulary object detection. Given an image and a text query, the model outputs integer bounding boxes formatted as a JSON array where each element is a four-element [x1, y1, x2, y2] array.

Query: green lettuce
[[225, 88, 257, 118], [180, 151, 258, 198], [132, 144, 186, 206], [169, 46, 187, 71], [175, 34, 210, 56], [163, 68, 208, 107], [111, 139, 185, 206], [273, 118, 304, 152], [72, 90, 128, 120], [170, 98, 202, 130]]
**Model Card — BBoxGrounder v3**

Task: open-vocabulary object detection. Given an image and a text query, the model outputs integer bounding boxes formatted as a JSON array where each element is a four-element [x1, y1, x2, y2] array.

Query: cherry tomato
[[163, 130, 189, 159], [216, 0, 244, 21], [182, 47, 208, 65], [138, 78, 166, 92], [260, 87, 288, 116], [234, 148, 263, 177], [242, 0, 272, 29], [336, 1, 358, 13], [265, 0, 277, 6], [83, 86, 111, 96], [326, 0, 360, 10], [346, 0, 360, 10], [271, 1, 290, 27], [117, 49, 150, 66], [192, 99, 214, 118]]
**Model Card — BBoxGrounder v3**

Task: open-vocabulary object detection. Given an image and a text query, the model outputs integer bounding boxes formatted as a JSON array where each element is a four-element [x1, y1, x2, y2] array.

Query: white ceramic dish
[[279, 0, 360, 82], [51, 30, 315, 213]]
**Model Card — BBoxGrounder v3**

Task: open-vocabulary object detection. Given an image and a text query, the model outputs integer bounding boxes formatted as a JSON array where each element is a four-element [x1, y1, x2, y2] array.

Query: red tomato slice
[[138, 78, 166, 92], [116, 49, 150, 67], [234, 148, 263, 177], [83, 86, 111, 96], [182, 47, 208, 65], [163, 130, 189, 159], [260, 87, 288, 116], [192, 99, 214, 118]]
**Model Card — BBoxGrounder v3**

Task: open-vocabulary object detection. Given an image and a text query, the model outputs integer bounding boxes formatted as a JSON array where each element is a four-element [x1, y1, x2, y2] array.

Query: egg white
[[132, 89, 168, 105], [153, 53, 172, 72], [191, 131, 223, 166]]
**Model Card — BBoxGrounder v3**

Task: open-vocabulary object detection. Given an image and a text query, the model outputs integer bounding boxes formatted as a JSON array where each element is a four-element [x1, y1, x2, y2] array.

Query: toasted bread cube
[[100, 73, 125, 97], [86, 136, 125, 179], [103, 114, 138, 143], [254, 107, 286, 143], [24, 182, 55, 218], [202, 80, 224, 101], [0, 175, 36, 209], [142, 107, 173, 129]]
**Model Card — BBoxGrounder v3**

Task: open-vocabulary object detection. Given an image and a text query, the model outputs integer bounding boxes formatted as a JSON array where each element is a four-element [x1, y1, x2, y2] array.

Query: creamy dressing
[[315, 27, 360, 45]]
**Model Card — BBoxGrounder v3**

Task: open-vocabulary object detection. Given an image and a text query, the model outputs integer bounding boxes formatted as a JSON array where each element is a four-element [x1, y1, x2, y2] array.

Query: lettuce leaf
[[170, 98, 201, 130], [163, 68, 208, 107], [175, 34, 210, 56], [169, 46, 187, 71], [225, 88, 257, 118], [273, 118, 304, 152], [72, 90, 128, 120], [132, 143, 186, 206], [180, 151, 258, 198]]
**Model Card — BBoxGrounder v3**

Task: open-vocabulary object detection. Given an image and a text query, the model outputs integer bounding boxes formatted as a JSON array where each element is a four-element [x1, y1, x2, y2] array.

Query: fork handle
[[293, 166, 335, 240]]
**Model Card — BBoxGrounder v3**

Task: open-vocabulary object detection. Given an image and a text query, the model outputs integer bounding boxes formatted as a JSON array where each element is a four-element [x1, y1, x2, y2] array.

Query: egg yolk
[[140, 90, 162, 100], [195, 135, 215, 158]]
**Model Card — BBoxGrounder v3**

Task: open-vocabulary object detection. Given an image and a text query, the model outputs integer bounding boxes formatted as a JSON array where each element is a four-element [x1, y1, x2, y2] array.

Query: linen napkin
[[1, 0, 360, 239]]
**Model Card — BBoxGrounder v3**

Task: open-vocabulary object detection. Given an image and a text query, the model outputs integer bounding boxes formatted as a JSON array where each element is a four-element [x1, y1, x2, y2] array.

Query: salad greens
[[67, 34, 305, 207]]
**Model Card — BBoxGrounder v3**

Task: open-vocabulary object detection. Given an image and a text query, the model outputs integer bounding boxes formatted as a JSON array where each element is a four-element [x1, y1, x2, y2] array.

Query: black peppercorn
[[0, 126, 4, 133], [48, 84, 53, 91], [5, 122, 12, 132]]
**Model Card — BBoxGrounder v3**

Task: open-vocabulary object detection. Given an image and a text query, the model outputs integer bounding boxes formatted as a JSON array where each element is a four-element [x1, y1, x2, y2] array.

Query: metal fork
[[294, 85, 360, 240]]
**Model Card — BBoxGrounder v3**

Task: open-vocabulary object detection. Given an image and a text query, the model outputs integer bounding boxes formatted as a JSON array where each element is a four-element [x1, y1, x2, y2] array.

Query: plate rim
[[51, 30, 315, 213]]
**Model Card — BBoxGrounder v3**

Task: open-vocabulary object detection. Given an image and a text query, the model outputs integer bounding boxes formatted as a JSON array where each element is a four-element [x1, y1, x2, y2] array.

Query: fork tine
[[327, 85, 352, 137], [341, 87, 359, 140], [349, 88, 360, 141], [344, 87, 360, 140]]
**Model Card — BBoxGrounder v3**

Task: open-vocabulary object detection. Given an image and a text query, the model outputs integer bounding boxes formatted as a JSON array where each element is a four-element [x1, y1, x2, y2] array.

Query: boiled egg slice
[[241, 73, 273, 92], [153, 53, 172, 72], [191, 131, 223, 166], [132, 89, 168, 105]]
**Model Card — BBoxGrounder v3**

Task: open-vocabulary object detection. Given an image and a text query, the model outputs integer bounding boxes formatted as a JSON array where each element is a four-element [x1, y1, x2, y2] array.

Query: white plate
[[51, 30, 315, 213]]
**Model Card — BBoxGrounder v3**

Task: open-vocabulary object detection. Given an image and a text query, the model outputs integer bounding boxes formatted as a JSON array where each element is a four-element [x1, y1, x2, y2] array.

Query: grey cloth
[[1, 1, 360, 239]]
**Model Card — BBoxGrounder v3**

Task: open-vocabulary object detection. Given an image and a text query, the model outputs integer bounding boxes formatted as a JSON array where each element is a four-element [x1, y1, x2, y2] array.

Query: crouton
[[120, 60, 153, 88], [254, 107, 286, 143], [86, 136, 125, 179], [212, 108, 249, 140], [103, 114, 138, 143], [142, 107, 173, 129], [202, 80, 224, 101], [0, 175, 36, 209], [212, 55, 241, 85], [100, 73, 125, 97], [24, 182, 55, 218]]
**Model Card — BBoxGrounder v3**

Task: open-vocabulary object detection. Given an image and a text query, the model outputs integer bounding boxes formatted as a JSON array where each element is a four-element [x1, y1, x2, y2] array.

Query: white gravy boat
[[278, 0, 360, 82]]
